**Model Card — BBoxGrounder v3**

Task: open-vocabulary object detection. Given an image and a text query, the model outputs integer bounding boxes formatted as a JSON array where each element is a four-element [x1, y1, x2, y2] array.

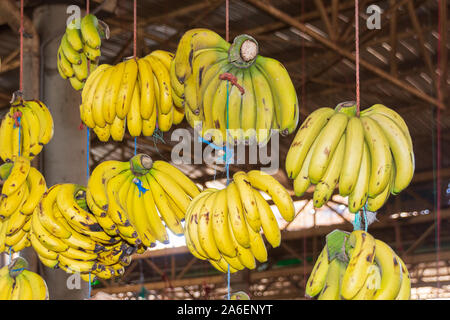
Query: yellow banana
[[126, 84, 142, 137], [103, 62, 125, 124], [226, 182, 250, 248], [174, 28, 230, 84], [110, 116, 126, 142], [197, 190, 221, 260], [21, 270, 48, 300], [249, 65, 274, 146], [72, 53, 89, 82], [255, 55, 299, 136], [29, 232, 58, 260], [361, 116, 393, 197], [137, 58, 155, 120], [211, 189, 237, 258], [87, 160, 130, 210], [91, 66, 115, 128], [313, 134, 346, 208], [146, 55, 172, 115], [246, 170, 295, 222], [116, 58, 138, 119], [339, 116, 364, 196], [351, 263, 381, 300], [149, 168, 191, 214], [240, 69, 257, 143], [395, 255, 411, 300], [140, 176, 169, 244], [341, 230, 376, 300], [247, 221, 267, 263], [127, 179, 155, 248], [56, 184, 102, 232], [252, 189, 281, 248], [151, 161, 200, 198], [0, 113, 15, 162], [308, 112, 348, 184], [37, 186, 72, 239], [372, 239, 402, 300], [80, 14, 102, 49], [146, 174, 184, 235], [368, 113, 414, 194], [57, 45, 75, 78], [305, 246, 330, 298], [30, 213, 69, 253], [227, 214, 256, 270], [233, 171, 261, 232], [348, 142, 371, 213], [60, 33, 82, 65], [318, 258, 345, 300], [0, 182, 27, 219], [66, 18, 83, 51], [2, 156, 30, 196], [361, 103, 413, 149], [21, 167, 47, 215]]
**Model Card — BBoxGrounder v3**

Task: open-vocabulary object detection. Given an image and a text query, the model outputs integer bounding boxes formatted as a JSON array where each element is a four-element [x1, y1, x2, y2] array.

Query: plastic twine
[[355, 0, 360, 117], [225, 0, 231, 301], [85, 0, 92, 300]]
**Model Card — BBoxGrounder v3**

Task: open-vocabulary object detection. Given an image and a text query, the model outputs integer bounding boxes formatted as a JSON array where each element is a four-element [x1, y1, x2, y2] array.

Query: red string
[[355, 0, 360, 116], [133, 0, 137, 58], [225, 0, 229, 42], [219, 72, 245, 94], [19, 0, 24, 92]]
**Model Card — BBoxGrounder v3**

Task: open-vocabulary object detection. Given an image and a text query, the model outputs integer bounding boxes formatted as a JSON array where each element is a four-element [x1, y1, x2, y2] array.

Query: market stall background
[[0, 0, 448, 300]]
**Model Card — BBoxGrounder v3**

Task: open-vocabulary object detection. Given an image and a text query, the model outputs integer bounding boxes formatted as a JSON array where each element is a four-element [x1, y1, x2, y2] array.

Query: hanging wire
[[435, 0, 443, 294], [224, 0, 232, 301], [353, 0, 368, 231], [85, 0, 92, 299], [354, 0, 360, 117]]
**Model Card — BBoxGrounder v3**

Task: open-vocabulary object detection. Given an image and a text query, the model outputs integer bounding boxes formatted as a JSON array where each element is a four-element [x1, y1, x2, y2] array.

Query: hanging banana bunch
[[0, 156, 47, 254], [57, 14, 110, 91], [285, 102, 414, 213], [86, 154, 201, 249], [0, 91, 54, 162], [172, 28, 299, 146], [0, 257, 49, 300], [184, 170, 294, 273], [305, 229, 411, 300], [79, 50, 184, 142], [30, 183, 135, 282]]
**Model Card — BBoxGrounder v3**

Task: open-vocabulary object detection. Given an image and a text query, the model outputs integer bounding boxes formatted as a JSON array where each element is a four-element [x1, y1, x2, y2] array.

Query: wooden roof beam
[[243, 0, 444, 109]]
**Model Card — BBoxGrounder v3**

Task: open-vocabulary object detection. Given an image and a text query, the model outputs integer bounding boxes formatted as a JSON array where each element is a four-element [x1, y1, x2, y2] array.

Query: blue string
[[14, 116, 21, 157], [88, 272, 92, 298], [225, 80, 231, 301], [133, 177, 148, 197], [86, 127, 91, 299], [352, 204, 368, 232], [134, 137, 137, 155]]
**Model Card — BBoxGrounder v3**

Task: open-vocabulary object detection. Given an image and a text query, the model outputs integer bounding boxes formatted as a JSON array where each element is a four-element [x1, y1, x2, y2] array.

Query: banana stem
[[9, 90, 25, 106], [130, 154, 153, 176], [229, 34, 259, 68], [335, 101, 357, 117], [0, 162, 13, 181], [8, 257, 28, 278]]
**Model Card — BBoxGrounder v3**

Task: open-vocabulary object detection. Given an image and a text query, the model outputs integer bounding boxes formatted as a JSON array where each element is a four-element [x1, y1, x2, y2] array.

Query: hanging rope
[[352, 0, 367, 231], [354, 0, 360, 117], [224, 0, 231, 301], [19, 0, 24, 91], [85, 0, 92, 299], [435, 0, 443, 293]]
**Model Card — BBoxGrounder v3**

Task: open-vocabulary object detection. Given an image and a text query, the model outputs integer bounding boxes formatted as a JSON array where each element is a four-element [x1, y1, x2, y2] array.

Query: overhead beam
[[243, 0, 444, 109], [93, 250, 450, 295]]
